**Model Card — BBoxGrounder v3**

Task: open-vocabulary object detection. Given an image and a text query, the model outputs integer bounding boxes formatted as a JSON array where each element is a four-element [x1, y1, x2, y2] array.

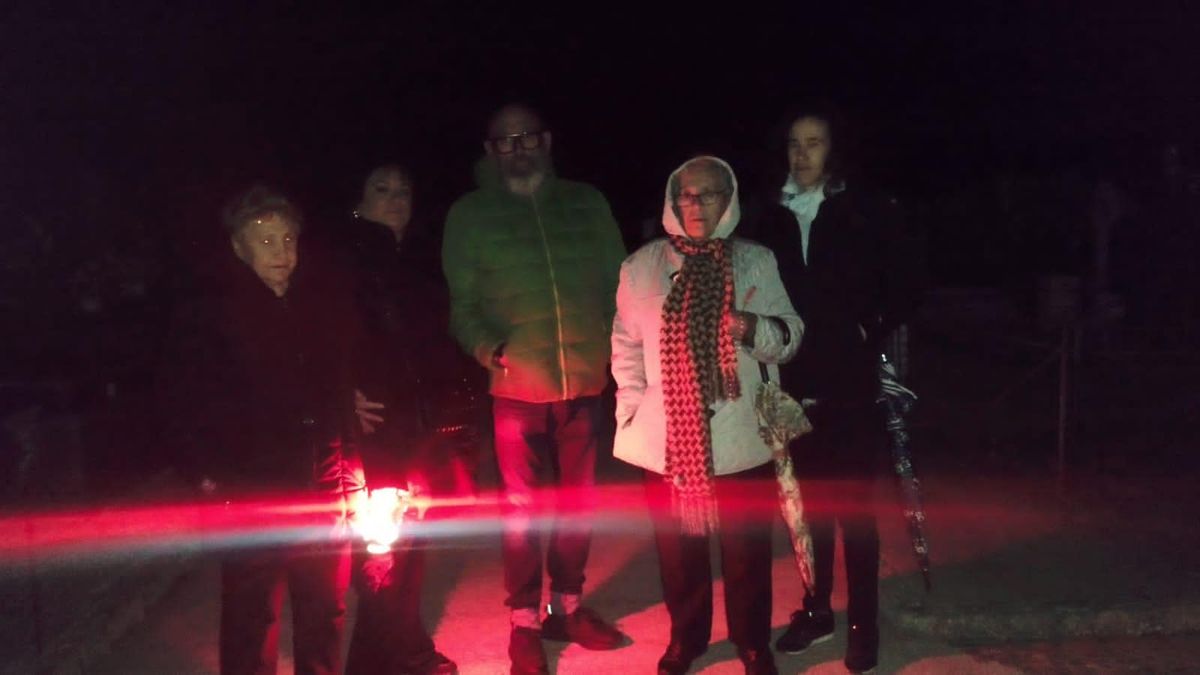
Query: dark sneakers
[[657, 642, 706, 675], [508, 626, 548, 675], [844, 623, 879, 674], [541, 607, 629, 650], [774, 608, 835, 654]]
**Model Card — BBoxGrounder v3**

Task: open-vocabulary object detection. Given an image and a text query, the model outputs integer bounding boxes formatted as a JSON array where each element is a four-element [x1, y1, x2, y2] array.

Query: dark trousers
[[346, 542, 436, 674], [492, 395, 600, 609], [789, 402, 882, 628], [644, 463, 775, 652], [219, 541, 351, 675]]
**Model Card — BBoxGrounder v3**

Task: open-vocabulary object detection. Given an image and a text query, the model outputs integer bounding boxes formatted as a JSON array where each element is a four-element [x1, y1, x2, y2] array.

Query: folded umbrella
[[753, 363, 816, 594], [878, 353, 932, 591]]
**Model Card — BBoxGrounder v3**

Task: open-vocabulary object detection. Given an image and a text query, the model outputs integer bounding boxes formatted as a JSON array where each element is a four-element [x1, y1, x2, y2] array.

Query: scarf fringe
[[672, 487, 720, 535], [721, 364, 741, 401]]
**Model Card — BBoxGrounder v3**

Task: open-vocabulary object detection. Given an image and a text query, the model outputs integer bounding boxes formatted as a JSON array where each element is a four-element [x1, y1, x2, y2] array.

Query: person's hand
[[354, 388, 385, 434], [491, 343, 509, 371]]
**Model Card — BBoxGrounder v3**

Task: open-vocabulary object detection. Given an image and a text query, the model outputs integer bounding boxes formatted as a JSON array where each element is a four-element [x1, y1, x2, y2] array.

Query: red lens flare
[[0, 479, 1053, 569]]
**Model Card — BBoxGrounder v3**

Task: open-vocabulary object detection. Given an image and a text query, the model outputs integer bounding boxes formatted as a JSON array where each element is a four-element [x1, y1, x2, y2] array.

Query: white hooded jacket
[[610, 157, 804, 475]]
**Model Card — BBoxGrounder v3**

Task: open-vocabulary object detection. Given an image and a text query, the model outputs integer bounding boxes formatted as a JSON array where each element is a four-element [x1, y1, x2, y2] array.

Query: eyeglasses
[[487, 131, 545, 155], [674, 191, 728, 207]]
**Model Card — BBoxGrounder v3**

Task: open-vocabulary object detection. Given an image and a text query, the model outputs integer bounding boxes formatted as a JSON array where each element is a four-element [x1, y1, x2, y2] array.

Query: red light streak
[[0, 479, 1055, 568]]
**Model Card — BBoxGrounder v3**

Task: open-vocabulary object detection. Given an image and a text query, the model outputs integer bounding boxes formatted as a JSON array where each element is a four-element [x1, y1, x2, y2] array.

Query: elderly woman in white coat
[[611, 156, 802, 675]]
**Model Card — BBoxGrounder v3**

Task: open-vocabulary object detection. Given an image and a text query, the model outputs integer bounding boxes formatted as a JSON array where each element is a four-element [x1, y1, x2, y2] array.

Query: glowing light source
[[352, 487, 412, 555]]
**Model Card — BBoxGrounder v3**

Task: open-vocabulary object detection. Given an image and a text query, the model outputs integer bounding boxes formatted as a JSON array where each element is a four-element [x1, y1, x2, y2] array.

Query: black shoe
[[509, 626, 548, 675], [774, 608, 834, 654], [541, 606, 629, 650], [657, 642, 706, 675], [406, 650, 458, 675], [737, 647, 779, 675], [844, 622, 879, 674]]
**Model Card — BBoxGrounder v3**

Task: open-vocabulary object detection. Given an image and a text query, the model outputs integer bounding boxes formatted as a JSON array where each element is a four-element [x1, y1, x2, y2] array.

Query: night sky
[[4, 2, 1198, 274]]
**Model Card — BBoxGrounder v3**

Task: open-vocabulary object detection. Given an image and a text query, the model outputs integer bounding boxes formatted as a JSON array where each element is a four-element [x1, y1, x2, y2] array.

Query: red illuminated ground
[[6, 474, 1134, 674]]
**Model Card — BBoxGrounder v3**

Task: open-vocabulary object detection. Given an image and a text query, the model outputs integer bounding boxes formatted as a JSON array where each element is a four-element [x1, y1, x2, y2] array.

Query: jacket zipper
[[531, 196, 570, 399]]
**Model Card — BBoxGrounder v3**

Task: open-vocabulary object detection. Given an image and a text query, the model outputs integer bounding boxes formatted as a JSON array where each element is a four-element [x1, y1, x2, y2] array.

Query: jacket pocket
[[613, 385, 666, 471]]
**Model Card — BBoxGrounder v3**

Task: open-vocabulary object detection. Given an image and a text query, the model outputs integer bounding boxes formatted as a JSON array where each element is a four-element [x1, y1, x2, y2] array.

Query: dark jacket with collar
[[742, 184, 924, 406], [158, 255, 361, 495], [335, 215, 484, 486]]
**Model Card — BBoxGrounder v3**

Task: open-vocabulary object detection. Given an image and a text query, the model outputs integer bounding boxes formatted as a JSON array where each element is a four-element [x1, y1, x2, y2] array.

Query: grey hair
[[669, 157, 734, 199], [222, 184, 303, 235]]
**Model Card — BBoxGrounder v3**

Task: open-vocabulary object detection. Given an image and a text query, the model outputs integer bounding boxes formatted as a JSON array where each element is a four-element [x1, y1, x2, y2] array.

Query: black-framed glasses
[[487, 131, 544, 155], [674, 190, 728, 207]]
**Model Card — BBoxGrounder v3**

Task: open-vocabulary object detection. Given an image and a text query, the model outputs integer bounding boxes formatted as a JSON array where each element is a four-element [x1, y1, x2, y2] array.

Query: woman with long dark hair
[[750, 103, 923, 674], [338, 164, 465, 675]]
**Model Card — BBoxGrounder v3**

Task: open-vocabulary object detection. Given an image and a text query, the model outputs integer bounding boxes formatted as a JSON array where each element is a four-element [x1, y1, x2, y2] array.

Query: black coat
[[334, 216, 483, 486], [744, 185, 924, 405], [158, 257, 360, 493], [743, 185, 923, 477]]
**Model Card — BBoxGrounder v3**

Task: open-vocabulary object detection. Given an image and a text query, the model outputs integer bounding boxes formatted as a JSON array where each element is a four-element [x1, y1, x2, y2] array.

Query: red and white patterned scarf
[[660, 234, 741, 534]]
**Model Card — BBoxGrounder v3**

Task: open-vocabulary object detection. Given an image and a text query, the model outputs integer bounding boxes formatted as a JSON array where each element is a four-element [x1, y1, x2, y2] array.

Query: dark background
[[1, 2, 1198, 489], [5, 2, 1197, 248]]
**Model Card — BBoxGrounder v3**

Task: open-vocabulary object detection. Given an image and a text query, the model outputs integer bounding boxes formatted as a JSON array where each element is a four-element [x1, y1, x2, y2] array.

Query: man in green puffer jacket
[[441, 103, 629, 675]]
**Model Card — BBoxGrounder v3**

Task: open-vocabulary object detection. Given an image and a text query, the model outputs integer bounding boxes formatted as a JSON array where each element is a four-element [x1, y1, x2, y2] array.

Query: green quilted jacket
[[442, 161, 627, 402]]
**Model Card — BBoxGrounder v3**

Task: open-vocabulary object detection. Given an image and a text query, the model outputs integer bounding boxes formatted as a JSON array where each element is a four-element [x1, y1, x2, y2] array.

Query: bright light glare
[[354, 487, 409, 554]]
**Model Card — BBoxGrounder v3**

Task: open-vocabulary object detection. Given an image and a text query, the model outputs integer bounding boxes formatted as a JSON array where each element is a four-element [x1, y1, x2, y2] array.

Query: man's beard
[[500, 154, 545, 179], [500, 154, 548, 195]]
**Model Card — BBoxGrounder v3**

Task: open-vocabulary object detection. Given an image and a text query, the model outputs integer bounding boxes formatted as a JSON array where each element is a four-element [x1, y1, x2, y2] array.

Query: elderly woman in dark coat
[[159, 185, 364, 675]]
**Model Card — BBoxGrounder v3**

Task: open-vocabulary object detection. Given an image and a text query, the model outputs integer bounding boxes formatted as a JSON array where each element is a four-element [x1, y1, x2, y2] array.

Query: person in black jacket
[[338, 164, 471, 675], [159, 185, 363, 675], [745, 104, 923, 674]]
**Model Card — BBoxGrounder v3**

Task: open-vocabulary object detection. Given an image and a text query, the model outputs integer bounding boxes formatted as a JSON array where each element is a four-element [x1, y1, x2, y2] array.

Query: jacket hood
[[661, 155, 741, 240]]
